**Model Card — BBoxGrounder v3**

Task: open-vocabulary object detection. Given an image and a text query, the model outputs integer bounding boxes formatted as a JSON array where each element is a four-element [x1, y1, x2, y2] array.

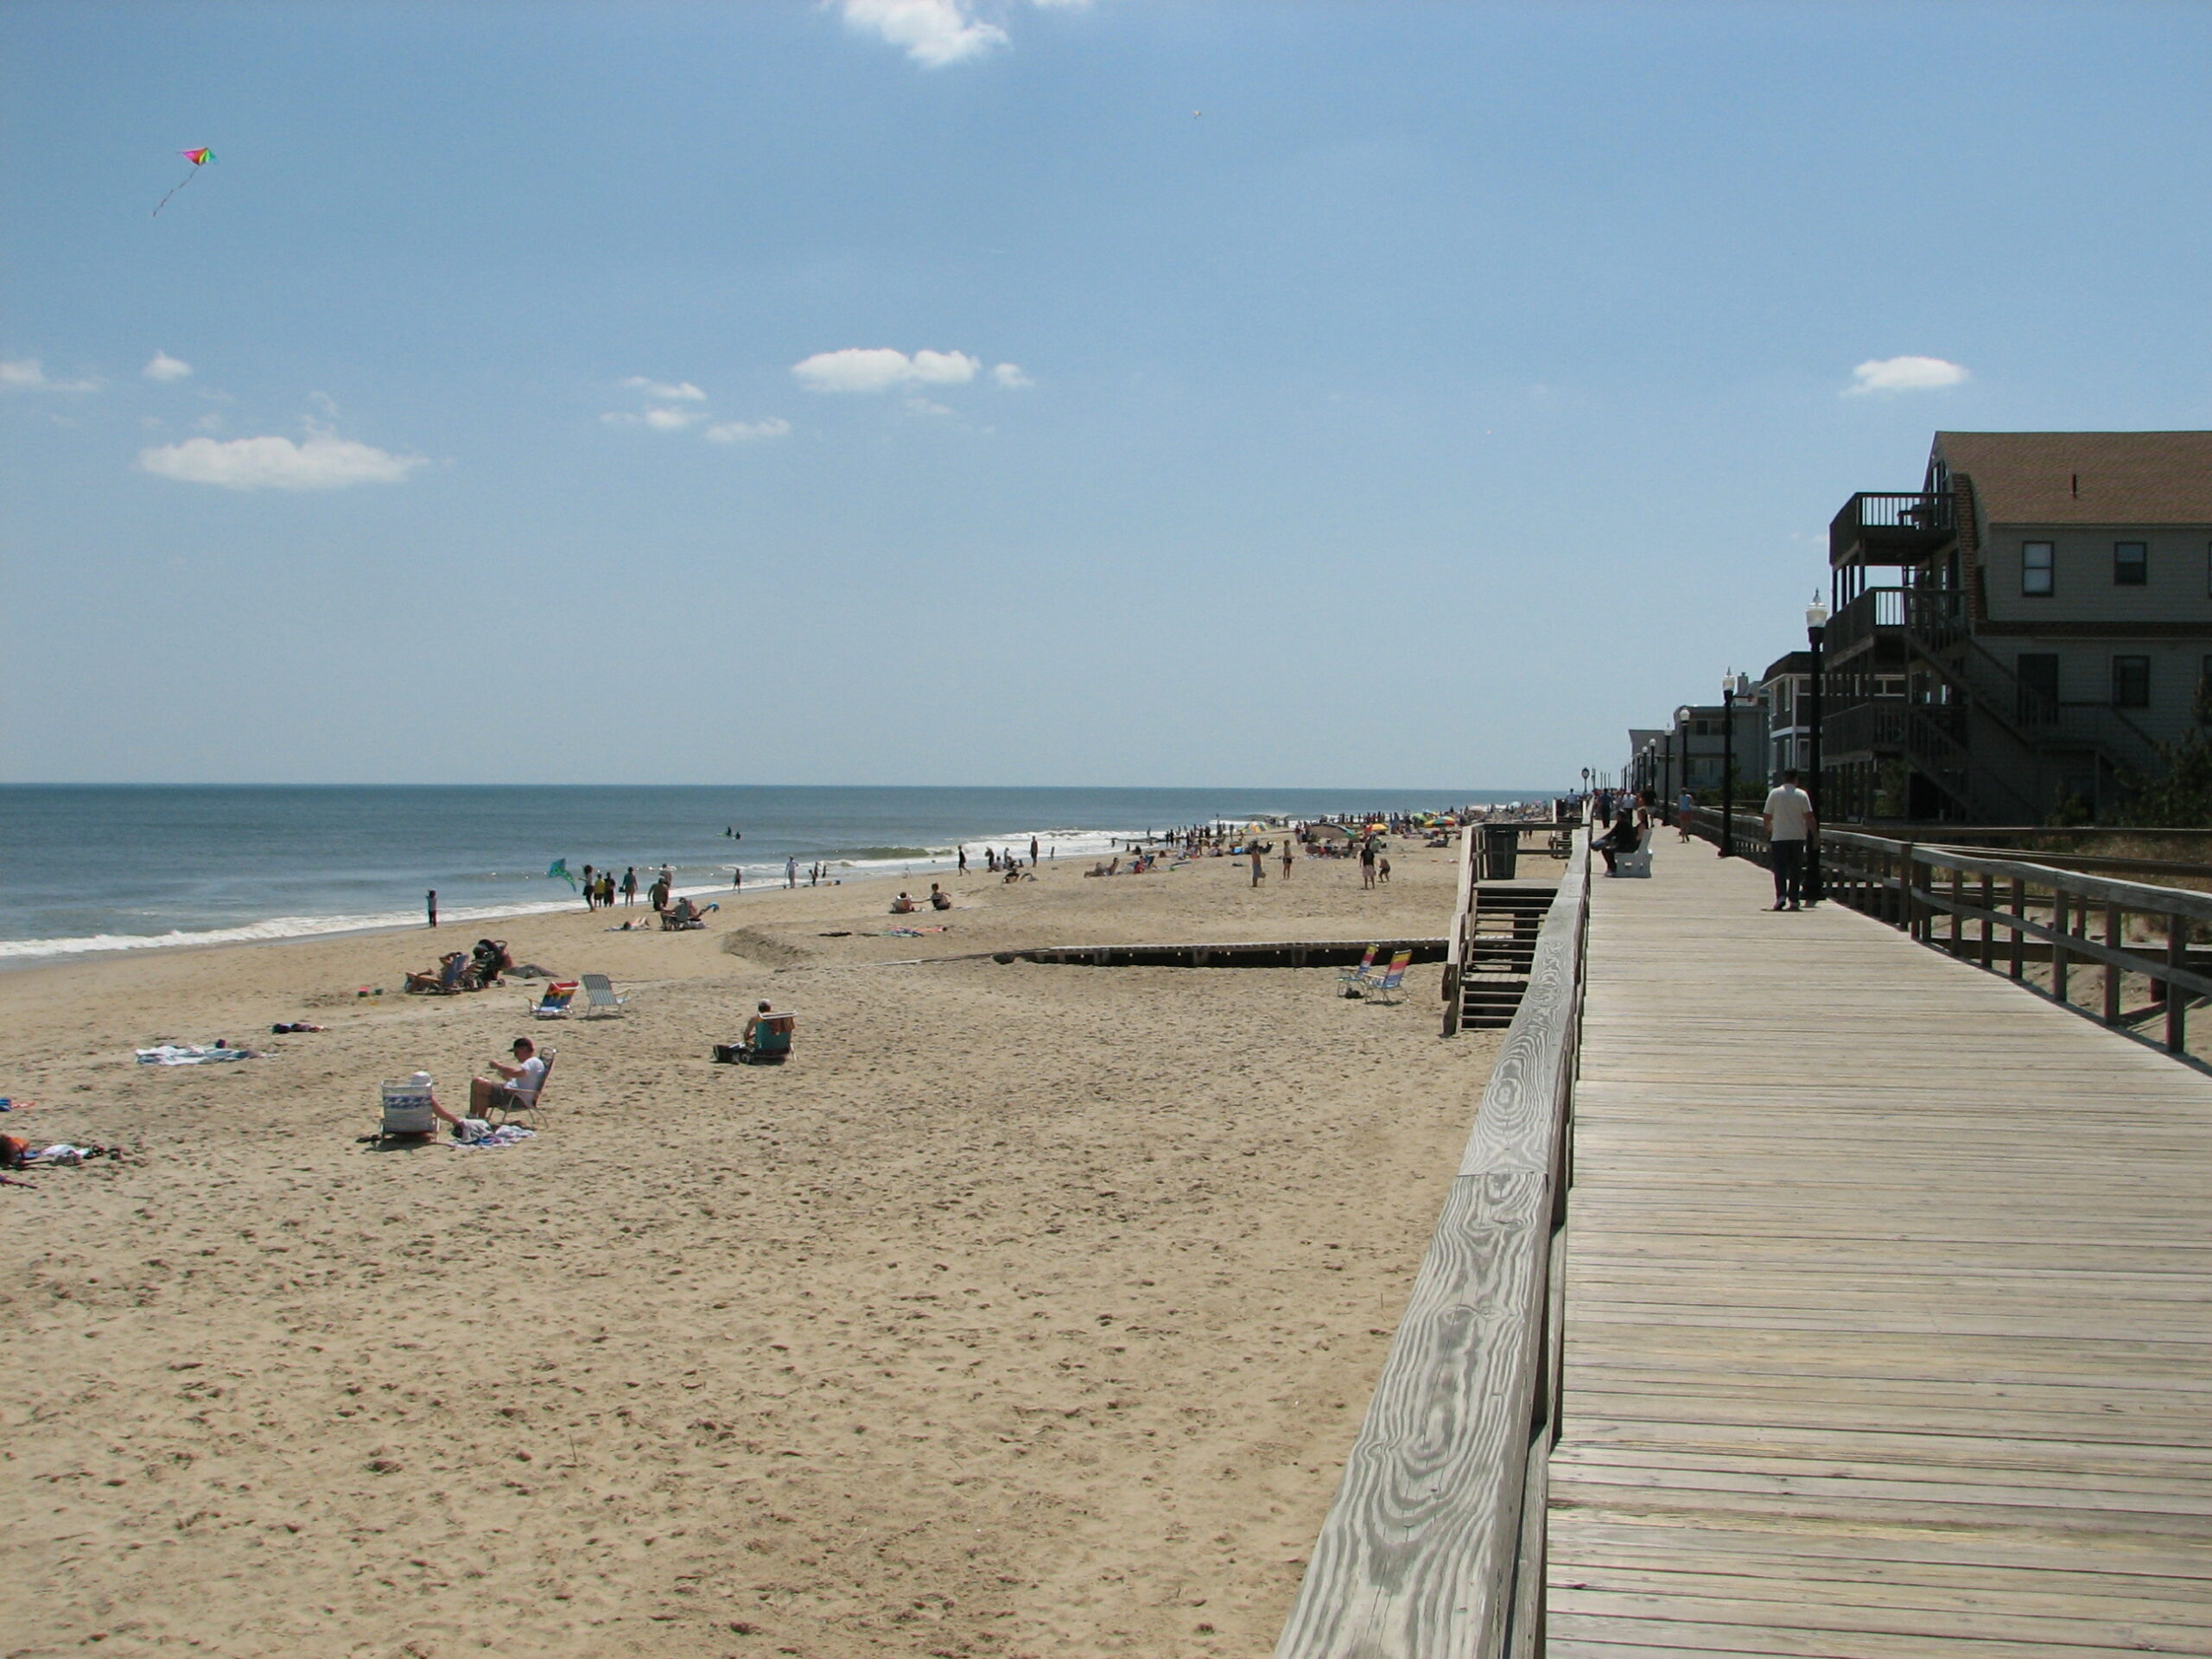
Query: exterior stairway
[[1450, 884, 1555, 1030]]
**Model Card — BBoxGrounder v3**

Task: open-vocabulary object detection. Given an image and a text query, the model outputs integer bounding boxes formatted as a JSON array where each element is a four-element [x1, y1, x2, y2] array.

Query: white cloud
[[792, 346, 981, 394], [621, 376, 706, 402], [991, 361, 1032, 388], [1845, 355, 1969, 396], [601, 405, 709, 430], [143, 351, 193, 382], [704, 417, 792, 444], [2, 357, 101, 393], [904, 395, 955, 417], [840, 0, 1007, 67], [137, 431, 426, 490]]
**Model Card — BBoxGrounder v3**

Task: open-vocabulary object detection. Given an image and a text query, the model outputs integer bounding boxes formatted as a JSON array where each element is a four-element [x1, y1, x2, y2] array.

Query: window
[[2022, 542, 2054, 596], [2114, 542, 2147, 586], [2017, 654, 2059, 725], [2112, 655, 2150, 709]]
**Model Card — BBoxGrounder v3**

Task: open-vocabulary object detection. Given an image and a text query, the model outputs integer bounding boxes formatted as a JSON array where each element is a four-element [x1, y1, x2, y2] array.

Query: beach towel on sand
[[447, 1123, 535, 1151], [136, 1044, 258, 1065]]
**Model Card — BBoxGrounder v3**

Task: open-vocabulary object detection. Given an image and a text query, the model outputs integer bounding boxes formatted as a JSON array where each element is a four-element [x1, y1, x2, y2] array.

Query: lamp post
[[1806, 594, 1829, 904], [1719, 672, 1738, 859]]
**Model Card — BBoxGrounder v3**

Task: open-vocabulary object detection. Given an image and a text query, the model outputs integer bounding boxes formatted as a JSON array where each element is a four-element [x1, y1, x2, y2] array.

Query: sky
[[3, 0, 2208, 789]]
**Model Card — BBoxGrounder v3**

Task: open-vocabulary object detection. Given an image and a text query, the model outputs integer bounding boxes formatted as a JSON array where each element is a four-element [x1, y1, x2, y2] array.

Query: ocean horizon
[[0, 783, 1559, 960]]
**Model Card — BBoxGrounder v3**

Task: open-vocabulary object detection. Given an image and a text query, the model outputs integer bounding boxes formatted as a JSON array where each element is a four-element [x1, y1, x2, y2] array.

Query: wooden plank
[[1554, 840, 2212, 1651]]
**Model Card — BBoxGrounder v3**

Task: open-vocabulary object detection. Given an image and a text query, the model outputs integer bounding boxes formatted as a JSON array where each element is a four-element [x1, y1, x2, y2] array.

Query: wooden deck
[[1551, 841, 2212, 1656]]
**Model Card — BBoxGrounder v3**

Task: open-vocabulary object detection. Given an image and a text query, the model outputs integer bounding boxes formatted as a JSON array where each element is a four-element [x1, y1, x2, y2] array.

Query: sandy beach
[[1, 837, 1548, 1658]]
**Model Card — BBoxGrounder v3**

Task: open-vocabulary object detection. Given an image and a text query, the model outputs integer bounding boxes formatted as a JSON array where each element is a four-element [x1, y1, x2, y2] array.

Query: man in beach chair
[[469, 1038, 551, 1119], [732, 1001, 796, 1064], [660, 896, 713, 930]]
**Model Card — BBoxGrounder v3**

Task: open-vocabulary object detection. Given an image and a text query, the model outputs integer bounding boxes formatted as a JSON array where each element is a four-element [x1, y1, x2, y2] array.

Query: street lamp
[[1719, 671, 1739, 858], [1806, 594, 1829, 903]]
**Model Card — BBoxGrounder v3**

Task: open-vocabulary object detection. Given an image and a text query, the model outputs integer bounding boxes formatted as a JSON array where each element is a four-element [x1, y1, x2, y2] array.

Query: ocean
[[0, 785, 1547, 961]]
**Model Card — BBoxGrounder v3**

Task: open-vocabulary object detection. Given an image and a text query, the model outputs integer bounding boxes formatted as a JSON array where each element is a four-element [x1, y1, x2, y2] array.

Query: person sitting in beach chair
[[661, 895, 713, 930], [469, 1037, 549, 1117], [405, 951, 478, 995], [734, 1001, 796, 1064]]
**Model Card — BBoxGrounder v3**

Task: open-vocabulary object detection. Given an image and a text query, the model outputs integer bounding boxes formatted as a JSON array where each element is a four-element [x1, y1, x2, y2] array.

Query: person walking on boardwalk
[[1763, 769, 1817, 911], [1677, 787, 1695, 842]]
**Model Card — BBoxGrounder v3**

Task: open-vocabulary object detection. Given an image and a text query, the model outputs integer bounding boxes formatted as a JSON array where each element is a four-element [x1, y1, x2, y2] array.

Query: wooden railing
[[1277, 830, 1590, 1659], [1683, 812, 2212, 1058]]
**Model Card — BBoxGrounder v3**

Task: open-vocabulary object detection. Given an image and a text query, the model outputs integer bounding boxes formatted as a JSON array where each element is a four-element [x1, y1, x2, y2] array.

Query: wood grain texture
[[1551, 840, 2212, 1656], [1275, 836, 1589, 1659]]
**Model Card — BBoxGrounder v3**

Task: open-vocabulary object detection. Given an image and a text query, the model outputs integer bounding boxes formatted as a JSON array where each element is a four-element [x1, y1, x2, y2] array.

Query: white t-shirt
[[505, 1055, 546, 1100], [1764, 785, 1814, 841]]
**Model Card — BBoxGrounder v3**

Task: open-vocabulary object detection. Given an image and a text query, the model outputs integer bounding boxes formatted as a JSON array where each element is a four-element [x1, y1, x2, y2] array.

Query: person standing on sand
[[733, 866, 743, 892], [1030, 836, 1039, 866], [785, 855, 797, 890], [1249, 843, 1265, 887], [1360, 838, 1378, 889], [623, 868, 638, 906], [1280, 842, 1294, 880], [581, 865, 596, 911], [957, 846, 968, 874]]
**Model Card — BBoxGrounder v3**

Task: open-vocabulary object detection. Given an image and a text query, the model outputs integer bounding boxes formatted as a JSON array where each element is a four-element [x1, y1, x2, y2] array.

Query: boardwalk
[[1551, 841, 2212, 1656]]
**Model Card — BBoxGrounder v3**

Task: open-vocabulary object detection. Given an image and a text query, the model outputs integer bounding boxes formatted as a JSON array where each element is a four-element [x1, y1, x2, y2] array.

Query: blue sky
[[3, 0, 2207, 787]]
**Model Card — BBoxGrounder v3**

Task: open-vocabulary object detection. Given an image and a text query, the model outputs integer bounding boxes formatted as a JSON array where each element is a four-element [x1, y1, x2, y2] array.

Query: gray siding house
[[1822, 431, 2212, 822]]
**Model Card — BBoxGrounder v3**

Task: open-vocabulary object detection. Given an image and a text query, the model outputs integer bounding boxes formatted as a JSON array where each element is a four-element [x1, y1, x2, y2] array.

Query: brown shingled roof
[[1934, 431, 2212, 525]]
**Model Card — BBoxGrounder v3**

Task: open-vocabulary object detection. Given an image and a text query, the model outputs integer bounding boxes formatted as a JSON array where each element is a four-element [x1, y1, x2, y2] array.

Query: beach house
[[1821, 430, 2212, 822]]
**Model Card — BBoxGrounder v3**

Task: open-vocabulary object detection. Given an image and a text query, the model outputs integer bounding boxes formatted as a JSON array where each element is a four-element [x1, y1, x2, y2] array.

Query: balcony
[[1825, 586, 1905, 662], [1829, 492, 1954, 569]]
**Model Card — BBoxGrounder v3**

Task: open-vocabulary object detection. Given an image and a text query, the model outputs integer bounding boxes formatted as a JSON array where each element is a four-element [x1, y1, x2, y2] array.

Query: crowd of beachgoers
[[0, 818, 1557, 1656]]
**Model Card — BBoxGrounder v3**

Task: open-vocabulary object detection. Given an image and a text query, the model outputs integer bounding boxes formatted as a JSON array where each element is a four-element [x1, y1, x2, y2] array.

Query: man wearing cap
[[470, 1037, 546, 1116]]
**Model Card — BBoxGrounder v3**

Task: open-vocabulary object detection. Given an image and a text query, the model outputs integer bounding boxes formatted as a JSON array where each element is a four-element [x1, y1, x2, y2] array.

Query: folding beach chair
[[1335, 944, 1381, 996], [580, 973, 627, 1018], [1365, 950, 1414, 1005], [529, 981, 578, 1019], [486, 1050, 556, 1123]]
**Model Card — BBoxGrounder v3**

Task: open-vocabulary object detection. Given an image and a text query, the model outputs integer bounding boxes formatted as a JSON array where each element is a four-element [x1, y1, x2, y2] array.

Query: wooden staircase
[[1451, 884, 1555, 1030]]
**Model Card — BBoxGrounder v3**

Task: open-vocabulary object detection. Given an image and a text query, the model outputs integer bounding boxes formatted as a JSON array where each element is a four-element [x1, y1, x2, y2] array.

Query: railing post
[[1899, 843, 1916, 938], [1980, 873, 1995, 969], [2104, 903, 2124, 1026], [2169, 912, 2188, 1056], [2009, 878, 2025, 981], [2052, 888, 2070, 1003], [1949, 866, 1965, 957]]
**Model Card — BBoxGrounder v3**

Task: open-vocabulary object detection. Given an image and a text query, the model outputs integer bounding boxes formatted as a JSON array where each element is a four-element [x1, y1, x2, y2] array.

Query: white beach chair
[[379, 1077, 439, 1137], [580, 973, 627, 1018]]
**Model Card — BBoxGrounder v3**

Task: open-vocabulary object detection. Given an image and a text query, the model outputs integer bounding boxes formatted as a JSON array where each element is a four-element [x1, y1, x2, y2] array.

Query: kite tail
[[151, 168, 198, 218]]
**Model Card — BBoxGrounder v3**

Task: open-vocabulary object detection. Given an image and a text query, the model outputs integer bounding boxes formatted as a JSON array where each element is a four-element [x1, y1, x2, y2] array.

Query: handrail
[[1709, 821, 2212, 1057], [1443, 816, 1482, 1035], [1277, 829, 1591, 1659]]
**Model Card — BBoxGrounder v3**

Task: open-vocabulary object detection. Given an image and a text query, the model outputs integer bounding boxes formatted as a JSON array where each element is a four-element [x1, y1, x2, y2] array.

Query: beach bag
[[711, 1042, 744, 1064]]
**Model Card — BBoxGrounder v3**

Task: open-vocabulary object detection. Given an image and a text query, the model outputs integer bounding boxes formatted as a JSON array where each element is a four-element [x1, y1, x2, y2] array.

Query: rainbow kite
[[153, 148, 214, 218]]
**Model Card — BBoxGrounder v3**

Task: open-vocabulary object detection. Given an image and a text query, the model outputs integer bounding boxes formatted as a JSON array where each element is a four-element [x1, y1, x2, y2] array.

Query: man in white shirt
[[1761, 770, 1817, 912], [470, 1036, 546, 1116]]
